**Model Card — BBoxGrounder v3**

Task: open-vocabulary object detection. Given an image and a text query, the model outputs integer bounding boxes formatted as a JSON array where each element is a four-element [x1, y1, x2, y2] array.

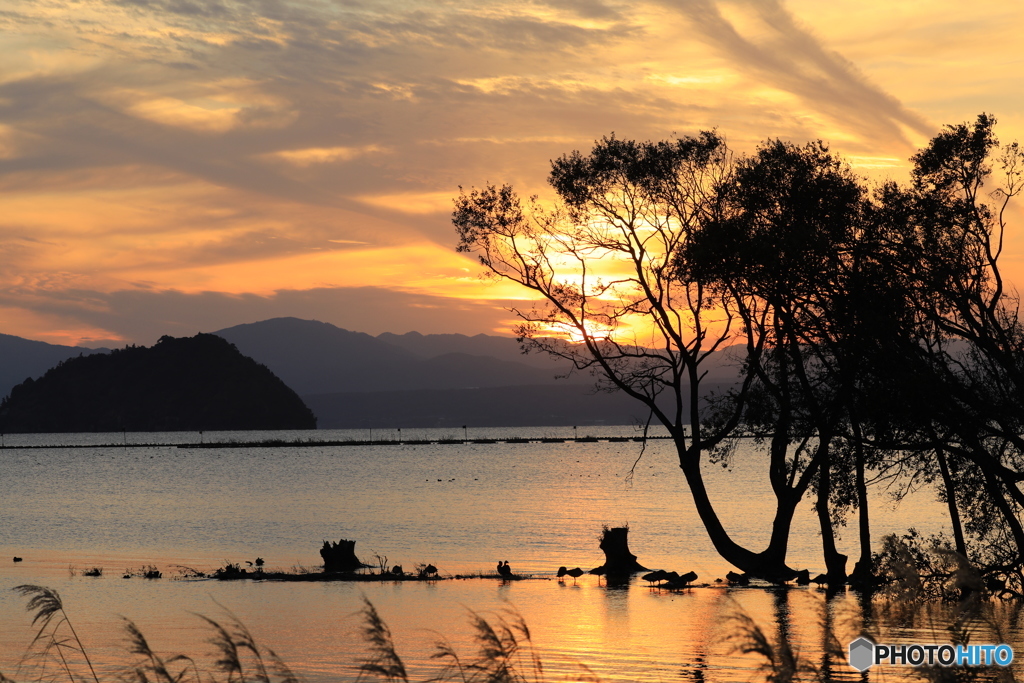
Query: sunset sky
[[1, 0, 1022, 347]]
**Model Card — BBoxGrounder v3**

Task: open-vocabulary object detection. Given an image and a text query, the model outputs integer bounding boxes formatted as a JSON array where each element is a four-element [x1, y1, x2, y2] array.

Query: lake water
[[0, 427, 1018, 681]]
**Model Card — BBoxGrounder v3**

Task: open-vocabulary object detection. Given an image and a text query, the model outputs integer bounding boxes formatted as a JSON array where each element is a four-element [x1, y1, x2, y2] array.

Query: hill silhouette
[[0, 333, 316, 432]]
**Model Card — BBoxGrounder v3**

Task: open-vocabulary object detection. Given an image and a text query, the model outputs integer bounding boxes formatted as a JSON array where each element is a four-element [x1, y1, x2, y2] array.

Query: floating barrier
[[0, 435, 671, 449]]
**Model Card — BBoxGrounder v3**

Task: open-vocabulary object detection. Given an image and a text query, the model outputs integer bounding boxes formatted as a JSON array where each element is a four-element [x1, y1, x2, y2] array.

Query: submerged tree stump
[[591, 526, 648, 575], [321, 539, 365, 572]]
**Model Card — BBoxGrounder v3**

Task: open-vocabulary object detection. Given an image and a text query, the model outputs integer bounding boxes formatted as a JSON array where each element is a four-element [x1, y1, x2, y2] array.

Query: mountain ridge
[[0, 334, 108, 401], [213, 317, 585, 396], [0, 318, 742, 429]]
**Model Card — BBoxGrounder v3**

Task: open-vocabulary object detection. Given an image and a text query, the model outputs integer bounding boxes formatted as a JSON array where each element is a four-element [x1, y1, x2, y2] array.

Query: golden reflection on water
[[1, 567, 1023, 682], [1, 429, 1021, 681]]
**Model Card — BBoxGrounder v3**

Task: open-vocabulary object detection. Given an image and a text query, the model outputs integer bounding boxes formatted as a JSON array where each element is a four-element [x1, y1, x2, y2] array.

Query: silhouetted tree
[[869, 115, 1024, 586], [683, 139, 872, 583], [454, 117, 1024, 586], [455, 133, 835, 580], [458, 134, 758, 570]]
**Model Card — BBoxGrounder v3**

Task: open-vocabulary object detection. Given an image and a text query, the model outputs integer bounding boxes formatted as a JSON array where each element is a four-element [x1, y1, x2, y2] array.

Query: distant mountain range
[[213, 318, 581, 395], [0, 318, 740, 430]]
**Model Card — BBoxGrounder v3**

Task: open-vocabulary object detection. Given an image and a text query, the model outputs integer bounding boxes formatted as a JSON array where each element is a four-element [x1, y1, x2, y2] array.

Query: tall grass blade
[[122, 617, 200, 683], [12, 585, 100, 683], [357, 598, 409, 682]]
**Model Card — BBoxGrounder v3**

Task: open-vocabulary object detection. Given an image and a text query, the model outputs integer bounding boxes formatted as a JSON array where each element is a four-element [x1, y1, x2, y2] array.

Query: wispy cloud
[[671, 0, 933, 149], [266, 144, 388, 167], [0, 0, 1020, 343], [0, 285, 514, 345]]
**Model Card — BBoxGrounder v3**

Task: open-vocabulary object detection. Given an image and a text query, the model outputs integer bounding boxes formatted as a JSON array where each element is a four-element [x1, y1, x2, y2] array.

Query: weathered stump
[[320, 539, 365, 572], [591, 525, 648, 575]]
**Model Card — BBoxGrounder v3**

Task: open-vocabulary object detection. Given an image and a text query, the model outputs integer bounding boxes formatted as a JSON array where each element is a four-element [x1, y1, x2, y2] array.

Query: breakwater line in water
[[0, 434, 673, 449]]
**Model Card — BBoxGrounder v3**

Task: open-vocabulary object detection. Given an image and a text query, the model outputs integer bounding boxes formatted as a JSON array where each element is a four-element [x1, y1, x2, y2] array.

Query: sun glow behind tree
[[455, 118, 1024, 589], [456, 133, 735, 355]]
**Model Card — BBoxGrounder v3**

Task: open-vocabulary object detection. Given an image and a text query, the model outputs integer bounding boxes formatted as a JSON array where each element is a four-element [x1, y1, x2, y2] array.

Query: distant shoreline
[[0, 434, 672, 449]]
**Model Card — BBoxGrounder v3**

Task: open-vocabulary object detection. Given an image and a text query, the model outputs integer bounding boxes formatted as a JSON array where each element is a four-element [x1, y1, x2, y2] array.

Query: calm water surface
[[0, 427, 1016, 681]]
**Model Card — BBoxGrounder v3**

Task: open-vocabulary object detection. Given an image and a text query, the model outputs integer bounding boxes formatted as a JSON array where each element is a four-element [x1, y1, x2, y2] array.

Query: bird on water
[[726, 571, 750, 585], [558, 566, 585, 584], [642, 570, 668, 585]]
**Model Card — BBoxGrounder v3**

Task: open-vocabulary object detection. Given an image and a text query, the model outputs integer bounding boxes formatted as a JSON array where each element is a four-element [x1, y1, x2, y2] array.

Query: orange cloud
[[0, 0, 1022, 346]]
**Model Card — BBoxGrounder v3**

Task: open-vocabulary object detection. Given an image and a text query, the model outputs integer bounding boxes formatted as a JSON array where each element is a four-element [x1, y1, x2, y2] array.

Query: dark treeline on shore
[[455, 114, 1024, 595]]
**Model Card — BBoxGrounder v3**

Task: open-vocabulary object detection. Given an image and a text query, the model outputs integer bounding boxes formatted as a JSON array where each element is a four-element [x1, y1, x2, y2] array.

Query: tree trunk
[[935, 446, 968, 558], [851, 425, 873, 582], [592, 526, 648, 574], [814, 439, 848, 584], [320, 539, 365, 572], [981, 467, 1024, 564], [679, 445, 799, 581]]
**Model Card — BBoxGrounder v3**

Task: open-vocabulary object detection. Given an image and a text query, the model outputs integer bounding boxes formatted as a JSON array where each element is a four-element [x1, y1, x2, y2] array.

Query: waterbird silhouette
[[726, 571, 750, 585], [810, 573, 828, 586], [642, 570, 668, 585], [562, 567, 585, 584], [13, 557, 22, 562], [421, 564, 438, 578], [498, 561, 513, 579], [664, 570, 698, 588], [794, 569, 811, 585]]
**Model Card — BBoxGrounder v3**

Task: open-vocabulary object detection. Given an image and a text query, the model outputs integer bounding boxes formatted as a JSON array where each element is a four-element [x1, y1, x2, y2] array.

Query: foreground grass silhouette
[[6, 584, 1018, 682], [4, 585, 604, 683]]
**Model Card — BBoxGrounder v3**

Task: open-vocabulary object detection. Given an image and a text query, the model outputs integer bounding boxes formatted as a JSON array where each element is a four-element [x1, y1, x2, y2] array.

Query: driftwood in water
[[320, 539, 366, 572], [591, 526, 648, 575]]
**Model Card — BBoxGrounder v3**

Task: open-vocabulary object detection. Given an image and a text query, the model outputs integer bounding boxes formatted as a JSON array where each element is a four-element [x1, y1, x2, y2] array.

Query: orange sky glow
[[1, 0, 1023, 347]]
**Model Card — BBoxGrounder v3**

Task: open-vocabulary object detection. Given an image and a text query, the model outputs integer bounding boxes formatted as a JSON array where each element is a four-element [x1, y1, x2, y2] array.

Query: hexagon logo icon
[[848, 637, 875, 672]]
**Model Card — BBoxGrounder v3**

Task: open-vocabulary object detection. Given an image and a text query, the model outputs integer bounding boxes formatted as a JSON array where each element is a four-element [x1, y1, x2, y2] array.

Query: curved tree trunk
[[679, 445, 800, 581]]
